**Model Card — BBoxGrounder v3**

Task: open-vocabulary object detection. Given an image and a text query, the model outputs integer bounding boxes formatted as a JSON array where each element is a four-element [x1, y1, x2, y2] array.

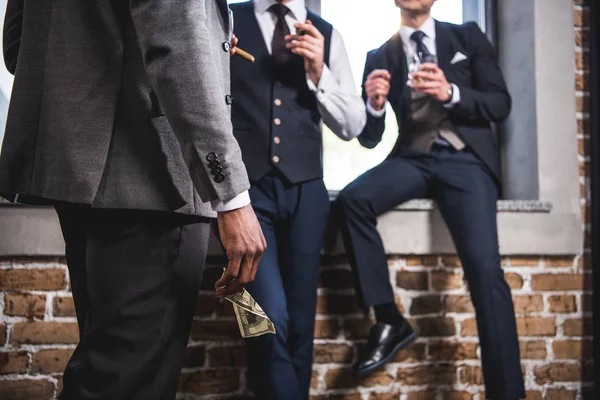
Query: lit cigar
[[234, 47, 255, 63]]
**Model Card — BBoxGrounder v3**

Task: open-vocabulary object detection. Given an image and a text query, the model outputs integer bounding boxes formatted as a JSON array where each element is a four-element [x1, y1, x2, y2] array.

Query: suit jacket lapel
[[435, 20, 453, 78], [384, 33, 410, 111], [217, 0, 230, 32]]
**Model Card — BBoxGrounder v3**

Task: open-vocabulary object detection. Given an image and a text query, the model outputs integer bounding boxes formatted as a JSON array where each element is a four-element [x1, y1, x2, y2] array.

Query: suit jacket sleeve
[[357, 50, 387, 149], [451, 22, 512, 123], [129, 0, 249, 203], [3, 0, 23, 75]]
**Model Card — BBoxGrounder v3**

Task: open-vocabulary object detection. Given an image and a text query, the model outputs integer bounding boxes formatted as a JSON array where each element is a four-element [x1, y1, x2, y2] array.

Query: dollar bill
[[223, 289, 276, 338]]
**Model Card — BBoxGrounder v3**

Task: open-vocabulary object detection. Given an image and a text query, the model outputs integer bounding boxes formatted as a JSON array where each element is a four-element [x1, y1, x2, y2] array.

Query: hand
[[285, 20, 324, 87], [215, 204, 267, 296], [410, 63, 452, 102], [230, 34, 239, 56], [364, 69, 391, 111]]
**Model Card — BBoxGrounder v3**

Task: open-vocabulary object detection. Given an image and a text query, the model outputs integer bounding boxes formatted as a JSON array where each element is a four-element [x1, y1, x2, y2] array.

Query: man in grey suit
[[0, 1, 266, 399]]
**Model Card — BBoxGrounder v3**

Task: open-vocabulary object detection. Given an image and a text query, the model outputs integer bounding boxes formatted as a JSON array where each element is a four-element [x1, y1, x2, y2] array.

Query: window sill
[[0, 198, 579, 257]]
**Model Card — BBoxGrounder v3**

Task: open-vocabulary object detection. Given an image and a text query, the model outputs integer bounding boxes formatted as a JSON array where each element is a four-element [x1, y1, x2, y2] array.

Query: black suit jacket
[[359, 20, 511, 185]]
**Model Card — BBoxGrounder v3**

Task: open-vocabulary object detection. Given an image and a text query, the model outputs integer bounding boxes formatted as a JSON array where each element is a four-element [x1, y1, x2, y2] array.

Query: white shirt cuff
[[306, 66, 333, 94], [211, 191, 251, 213], [366, 99, 386, 118], [443, 83, 461, 109]]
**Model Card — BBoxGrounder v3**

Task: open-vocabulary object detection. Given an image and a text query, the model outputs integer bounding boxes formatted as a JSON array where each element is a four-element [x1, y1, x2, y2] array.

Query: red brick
[[517, 317, 556, 336], [443, 295, 474, 313], [311, 394, 362, 400], [563, 318, 593, 336], [505, 273, 523, 289], [575, 29, 589, 48], [406, 256, 439, 267], [429, 342, 478, 361], [317, 295, 359, 315], [4, 293, 46, 318], [460, 365, 483, 385], [313, 344, 353, 364], [207, 346, 246, 367], [0, 351, 29, 374], [369, 392, 401, 400], [574, 7, 590, 27], [513, 295, 544, 314], [545, 256, 577, 267], [182, 346, 205, 368], [319, 269, 355, 289], [311, 370, 319, 389], [407, 393, 436, 400], [548, 295, 577, 313], [53, 296, 76, 317], [178, 369, 240, 395], [576, 72, 589, 92], [525, 392, 542, 400], [520, 341, 547, 359], [325, 367, 394, 389], [397, 365, 457, 385], [441, 256, 462, 268], [409, 295, 442, 315], [32, 349, 74, 374], [532, 274, 585, 291], [190, 320, 240, 341], [315, 319, 340, 339], [396, 271, 429, 290], [534, 363, 584, 384], [507, 257, 540, 267], [443, 392, 472, 400], [0, 379, 55, 400], [546, 389, 577, 400], [412, 317, 456, 337], [0, 268, 66, 291], [553, 340, 592, 360], [0, 324, 6, 344], [343, 317, 374, 340], [194, 294, 218, 316], [461, 319, 478, 337], [392, 342, 427, 362], [431, 271, 463, 290], [12, 322, 79, 344]]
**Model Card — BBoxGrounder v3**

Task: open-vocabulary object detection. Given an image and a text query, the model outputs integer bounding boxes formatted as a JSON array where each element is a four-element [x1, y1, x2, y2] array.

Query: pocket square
[[450, 52, 468, 64]]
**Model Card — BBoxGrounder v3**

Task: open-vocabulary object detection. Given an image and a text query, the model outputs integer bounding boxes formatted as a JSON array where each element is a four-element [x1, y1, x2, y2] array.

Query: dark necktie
[[269, 3, 292, 67], [410, 30, 435, 63]]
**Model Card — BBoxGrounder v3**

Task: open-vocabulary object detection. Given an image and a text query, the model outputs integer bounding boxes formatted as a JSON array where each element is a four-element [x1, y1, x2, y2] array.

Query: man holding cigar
[[228, 0, 365, 398], [335, 0, 526, 399], [0, 0, 265, 398]]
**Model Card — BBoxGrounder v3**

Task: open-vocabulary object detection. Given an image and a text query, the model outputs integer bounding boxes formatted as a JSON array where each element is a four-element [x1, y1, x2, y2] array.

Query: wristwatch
[[444, 84, 454, 104]]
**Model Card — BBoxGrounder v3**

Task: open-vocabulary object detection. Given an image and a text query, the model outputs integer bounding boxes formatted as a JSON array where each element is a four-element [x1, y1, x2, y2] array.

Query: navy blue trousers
[[245, 174, 329, 400], [336, 146, 525, 400]]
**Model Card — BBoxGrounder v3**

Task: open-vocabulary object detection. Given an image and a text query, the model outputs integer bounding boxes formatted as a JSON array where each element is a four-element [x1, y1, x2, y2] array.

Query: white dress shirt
[[366, 16, 460, 117], [252, 0, 366, 140]]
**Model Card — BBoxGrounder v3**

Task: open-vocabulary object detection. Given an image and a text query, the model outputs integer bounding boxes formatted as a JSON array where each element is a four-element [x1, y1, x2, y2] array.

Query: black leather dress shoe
[[353, 321, 417, 377]]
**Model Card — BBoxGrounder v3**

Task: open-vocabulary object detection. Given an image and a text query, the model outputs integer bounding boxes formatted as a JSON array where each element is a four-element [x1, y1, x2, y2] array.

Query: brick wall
[[0, 1, 594, 399]]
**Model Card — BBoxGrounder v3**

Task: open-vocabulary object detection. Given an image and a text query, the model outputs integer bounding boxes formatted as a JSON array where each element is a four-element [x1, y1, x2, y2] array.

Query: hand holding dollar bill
[[222, 289, 276, 338], [218, 268, 275, 338]]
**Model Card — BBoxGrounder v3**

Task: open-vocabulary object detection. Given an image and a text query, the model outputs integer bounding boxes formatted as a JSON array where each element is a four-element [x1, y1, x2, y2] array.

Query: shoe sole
[[353, 332, 417, 377]]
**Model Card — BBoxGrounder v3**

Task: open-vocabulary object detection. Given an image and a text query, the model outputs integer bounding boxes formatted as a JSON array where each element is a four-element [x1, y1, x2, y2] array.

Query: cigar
[[297, 28, 307, 36], [233, 47, 255, 63]]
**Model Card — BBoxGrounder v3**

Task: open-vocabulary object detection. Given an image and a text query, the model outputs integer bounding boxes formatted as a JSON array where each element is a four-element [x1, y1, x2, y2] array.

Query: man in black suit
[[336, 1, 526, 399]]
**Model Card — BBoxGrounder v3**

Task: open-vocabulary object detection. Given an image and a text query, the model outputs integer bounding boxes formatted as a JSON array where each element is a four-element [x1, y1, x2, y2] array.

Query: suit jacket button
[[225, 94, 233, 105], [211, 166, 223, 175], [206, 153, 218, 162], [223, 41, 231, 52], [214, 174, 226, 183]]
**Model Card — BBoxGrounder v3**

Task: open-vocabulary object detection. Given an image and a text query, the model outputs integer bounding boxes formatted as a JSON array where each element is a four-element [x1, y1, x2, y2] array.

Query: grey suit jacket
[[0, 0, 250, 218]]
